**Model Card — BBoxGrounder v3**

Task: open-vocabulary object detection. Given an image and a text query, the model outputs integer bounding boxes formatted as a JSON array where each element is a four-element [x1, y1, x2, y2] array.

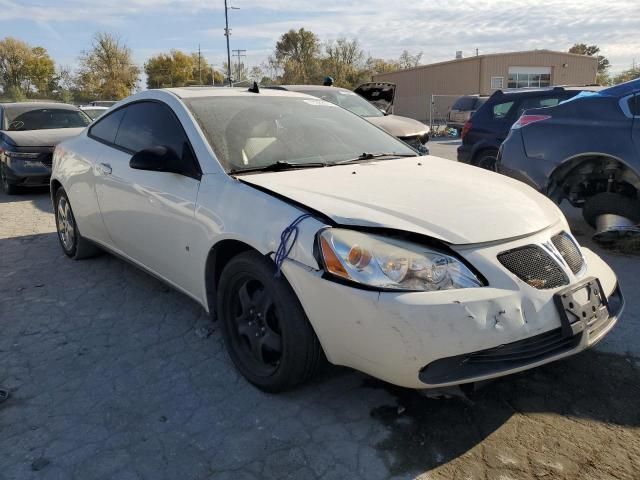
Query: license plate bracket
[[554, 277, 609, 338]]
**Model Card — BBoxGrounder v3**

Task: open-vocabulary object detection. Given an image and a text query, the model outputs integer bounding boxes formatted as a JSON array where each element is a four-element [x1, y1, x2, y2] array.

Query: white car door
[[91, 101, 203, 297]]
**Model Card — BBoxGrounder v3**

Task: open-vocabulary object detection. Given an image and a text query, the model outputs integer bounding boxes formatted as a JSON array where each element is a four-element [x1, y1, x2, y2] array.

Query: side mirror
[[129, 146, 182, 174]]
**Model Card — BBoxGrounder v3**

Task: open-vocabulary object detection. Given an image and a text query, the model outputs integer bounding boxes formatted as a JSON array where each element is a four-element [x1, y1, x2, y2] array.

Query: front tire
[[217, 251, 322, 392], [54, 188, 101, 259]]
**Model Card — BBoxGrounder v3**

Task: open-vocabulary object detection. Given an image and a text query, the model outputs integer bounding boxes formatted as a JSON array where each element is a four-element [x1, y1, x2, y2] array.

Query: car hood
[[367, 115, 430, 138], [240, 156, 563, 245], [0, 127, 85, 147], [354, 82, 396, 113]]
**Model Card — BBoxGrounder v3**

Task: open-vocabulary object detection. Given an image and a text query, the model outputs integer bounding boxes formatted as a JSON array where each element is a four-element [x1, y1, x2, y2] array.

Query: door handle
[[96, 162, 112, 175]]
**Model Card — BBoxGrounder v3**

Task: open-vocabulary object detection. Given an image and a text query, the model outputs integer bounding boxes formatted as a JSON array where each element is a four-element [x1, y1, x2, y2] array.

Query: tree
[[26, 46, 56, 96], [249, 66, 264, 82], [275, 28, 321, 84], [322, 38, 364, 88], [398, 50, 423, 69], [0, 37, 57, 98], [261, 55, 283, 83], [56, 65, 76, 103], [613, 66, 640, 84], [569, 43, 610, 73], [364, 57, 401, 75], [76, 32, 140, 100], [0, 37, 34, 94]]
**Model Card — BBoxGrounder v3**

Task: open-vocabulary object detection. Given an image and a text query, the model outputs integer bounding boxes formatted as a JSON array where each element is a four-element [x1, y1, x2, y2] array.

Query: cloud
[[2, 0, 639, 73]]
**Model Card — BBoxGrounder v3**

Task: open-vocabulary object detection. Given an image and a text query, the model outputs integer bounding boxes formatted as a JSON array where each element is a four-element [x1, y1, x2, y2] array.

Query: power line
[[232, 49, 246, 82]]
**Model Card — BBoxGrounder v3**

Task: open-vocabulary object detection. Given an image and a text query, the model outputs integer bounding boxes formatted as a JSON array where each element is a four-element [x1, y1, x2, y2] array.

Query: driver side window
[[114, 102, 191, 163]]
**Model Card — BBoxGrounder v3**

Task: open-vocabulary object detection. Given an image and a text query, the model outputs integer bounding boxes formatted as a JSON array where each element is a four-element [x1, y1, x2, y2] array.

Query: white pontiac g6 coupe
[[51, 87, 623, 392]]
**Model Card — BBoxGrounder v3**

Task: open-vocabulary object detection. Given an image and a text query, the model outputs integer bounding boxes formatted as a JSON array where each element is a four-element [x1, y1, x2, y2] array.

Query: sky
[[1, 0, 639, 81]]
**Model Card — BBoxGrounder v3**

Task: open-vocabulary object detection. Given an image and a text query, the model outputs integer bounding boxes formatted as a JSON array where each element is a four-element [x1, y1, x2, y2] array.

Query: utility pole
[[232, 49, 246, 83], [224, 0, 239, 86]]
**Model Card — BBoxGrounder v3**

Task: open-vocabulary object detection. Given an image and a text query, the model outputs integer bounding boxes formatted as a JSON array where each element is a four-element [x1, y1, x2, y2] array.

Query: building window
[[507, 67, 552, 88], [490, 76, 504, 89]]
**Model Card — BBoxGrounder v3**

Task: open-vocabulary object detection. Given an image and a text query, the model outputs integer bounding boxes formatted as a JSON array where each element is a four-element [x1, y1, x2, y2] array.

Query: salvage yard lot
[[1, 185, 639, 480]]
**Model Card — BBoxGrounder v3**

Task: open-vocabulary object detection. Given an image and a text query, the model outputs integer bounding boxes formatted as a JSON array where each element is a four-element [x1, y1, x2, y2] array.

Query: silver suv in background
[[447, 95, 488, 133]]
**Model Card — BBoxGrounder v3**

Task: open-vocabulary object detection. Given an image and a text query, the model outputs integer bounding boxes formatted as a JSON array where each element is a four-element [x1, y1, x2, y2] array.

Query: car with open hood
[[50, 87, 622, 392], [1, 102, 91, 194], [272, 84, 430, 154]]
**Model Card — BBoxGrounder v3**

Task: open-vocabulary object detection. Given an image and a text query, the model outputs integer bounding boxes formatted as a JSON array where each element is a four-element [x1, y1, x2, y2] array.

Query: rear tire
[[0, 165, 18, 195], [217, 251, 322, 392], [582, 192, 640, 228], [54, 188, 101, 260], [474, 149, 499, 171]]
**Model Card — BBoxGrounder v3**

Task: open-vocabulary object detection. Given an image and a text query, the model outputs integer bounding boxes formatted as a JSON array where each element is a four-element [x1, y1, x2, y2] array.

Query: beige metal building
[[372, 50, 598, 122]]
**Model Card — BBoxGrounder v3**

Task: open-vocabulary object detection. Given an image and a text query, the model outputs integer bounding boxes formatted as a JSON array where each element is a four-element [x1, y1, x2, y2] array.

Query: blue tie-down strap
[[274, 213, 313, 277]]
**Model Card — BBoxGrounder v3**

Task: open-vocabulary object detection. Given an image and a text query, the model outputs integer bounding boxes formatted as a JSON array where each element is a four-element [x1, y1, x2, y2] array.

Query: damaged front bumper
[[282, 224, 621, 389]]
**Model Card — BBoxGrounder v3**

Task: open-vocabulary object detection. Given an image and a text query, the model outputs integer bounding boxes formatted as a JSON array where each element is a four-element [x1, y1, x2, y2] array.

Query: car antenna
[[248, 81, 260, 93]]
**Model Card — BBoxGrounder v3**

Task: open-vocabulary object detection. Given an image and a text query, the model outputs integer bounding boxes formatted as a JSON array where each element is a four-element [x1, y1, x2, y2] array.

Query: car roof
[[1, 102, 79, 111], [276, 85, 353, 93], [489, 85, 603, 99], [163, 86, 313, 99]]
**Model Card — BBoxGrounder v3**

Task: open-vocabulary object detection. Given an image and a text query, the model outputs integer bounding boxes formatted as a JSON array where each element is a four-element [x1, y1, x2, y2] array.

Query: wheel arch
[[204, 238, 273, 315], [547, 153, 640, 204], [50, 178, 63, 204], [471, 146, 499, 165]]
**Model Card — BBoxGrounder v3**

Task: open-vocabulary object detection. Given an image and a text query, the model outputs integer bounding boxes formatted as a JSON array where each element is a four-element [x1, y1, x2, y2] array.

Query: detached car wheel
[[583, 192, 640, 228], [217, 251, 323, 392], [0, 165, 18, 195], [54, 188, 101, 259]]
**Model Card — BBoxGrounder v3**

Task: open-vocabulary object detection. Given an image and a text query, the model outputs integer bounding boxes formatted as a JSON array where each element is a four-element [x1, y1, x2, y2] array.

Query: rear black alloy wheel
[[217, 251, 322, 392]]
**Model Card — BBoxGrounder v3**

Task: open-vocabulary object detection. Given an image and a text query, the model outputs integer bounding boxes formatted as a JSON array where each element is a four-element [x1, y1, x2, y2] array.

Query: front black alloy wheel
[[217, 251, 323, 392]]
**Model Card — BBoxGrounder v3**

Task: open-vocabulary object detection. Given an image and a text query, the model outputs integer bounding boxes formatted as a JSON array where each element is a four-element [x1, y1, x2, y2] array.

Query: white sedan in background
[[51, 87, 623, 392]]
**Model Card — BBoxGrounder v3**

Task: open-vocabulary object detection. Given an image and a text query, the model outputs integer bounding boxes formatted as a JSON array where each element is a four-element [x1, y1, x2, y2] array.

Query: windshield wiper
[[335, 152, 418, 165], [229, 160, 329, 175]]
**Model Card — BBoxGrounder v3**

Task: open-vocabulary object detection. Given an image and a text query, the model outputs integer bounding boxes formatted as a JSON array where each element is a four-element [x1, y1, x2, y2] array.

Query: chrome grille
[[498, 245, 569, 289], [551, 232, 584, 274]]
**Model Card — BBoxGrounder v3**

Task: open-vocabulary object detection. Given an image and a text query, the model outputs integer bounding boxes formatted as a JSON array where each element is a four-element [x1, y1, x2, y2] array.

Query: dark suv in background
[[457, 87, 599, 170], [498, 79, 640, 243], [446, 95, 487, 133]]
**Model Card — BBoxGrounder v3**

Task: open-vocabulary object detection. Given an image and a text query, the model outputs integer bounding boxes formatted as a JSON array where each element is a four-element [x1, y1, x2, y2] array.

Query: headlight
[[318, 229, 483, 291]]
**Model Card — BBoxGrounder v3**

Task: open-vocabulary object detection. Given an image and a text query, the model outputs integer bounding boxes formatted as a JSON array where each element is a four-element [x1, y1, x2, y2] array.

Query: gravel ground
[[1, 180, 639, 480]]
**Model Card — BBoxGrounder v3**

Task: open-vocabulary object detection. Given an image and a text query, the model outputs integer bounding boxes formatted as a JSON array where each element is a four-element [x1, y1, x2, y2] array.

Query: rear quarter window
[[492, 101, 515, 119]]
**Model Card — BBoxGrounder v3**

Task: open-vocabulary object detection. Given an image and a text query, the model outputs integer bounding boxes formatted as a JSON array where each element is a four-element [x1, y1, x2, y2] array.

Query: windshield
[[184, 96, 415, 172], [5, 108, 91, 131], [300, 89, 384, 117]]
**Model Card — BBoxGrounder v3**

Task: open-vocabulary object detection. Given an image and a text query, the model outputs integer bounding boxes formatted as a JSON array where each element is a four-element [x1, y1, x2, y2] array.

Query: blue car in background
[[498, 78, 640, 243]]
